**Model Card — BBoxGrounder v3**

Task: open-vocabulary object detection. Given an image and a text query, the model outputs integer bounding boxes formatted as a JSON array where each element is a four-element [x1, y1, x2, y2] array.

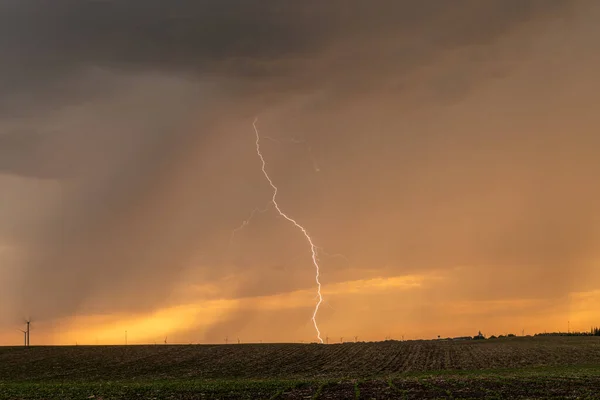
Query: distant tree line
[[441, 328, 600, 341], [487, 334, 517, 339], [534, 327, 600, 337]]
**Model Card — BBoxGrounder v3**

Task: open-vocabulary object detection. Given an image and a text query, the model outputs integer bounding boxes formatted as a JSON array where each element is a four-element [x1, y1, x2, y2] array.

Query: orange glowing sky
[[1, 1, 600, 345]]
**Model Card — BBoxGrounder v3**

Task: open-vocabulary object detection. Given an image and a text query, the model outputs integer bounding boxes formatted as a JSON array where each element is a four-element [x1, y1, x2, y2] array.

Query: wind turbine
[[24, 319, 31, 347]]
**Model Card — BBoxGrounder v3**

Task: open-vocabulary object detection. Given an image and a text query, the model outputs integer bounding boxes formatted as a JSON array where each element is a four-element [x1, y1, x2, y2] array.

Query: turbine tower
[[25, 319, 31, 347]]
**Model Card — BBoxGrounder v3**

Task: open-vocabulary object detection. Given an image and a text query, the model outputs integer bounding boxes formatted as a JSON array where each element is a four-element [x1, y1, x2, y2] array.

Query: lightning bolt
[[316, 247, 351, 265], [252, 117, 324, 343], [228, 204, 271, 251]]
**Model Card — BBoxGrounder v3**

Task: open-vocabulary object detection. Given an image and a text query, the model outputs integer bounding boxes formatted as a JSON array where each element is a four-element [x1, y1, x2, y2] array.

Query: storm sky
[[1, 1, 600, 345]]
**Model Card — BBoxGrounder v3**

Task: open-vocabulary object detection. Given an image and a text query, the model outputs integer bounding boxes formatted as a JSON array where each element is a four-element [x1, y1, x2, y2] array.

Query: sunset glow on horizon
[[1, 271, 598, 346]]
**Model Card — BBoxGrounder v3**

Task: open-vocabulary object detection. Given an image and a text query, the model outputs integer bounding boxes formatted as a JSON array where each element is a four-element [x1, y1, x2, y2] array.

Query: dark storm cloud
[[0, 1, 571, 115], [0, 0, 591, 334]]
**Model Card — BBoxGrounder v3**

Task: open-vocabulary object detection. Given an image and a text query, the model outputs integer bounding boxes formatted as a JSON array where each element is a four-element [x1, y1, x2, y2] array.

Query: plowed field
[[1, 336, 599, 399]]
